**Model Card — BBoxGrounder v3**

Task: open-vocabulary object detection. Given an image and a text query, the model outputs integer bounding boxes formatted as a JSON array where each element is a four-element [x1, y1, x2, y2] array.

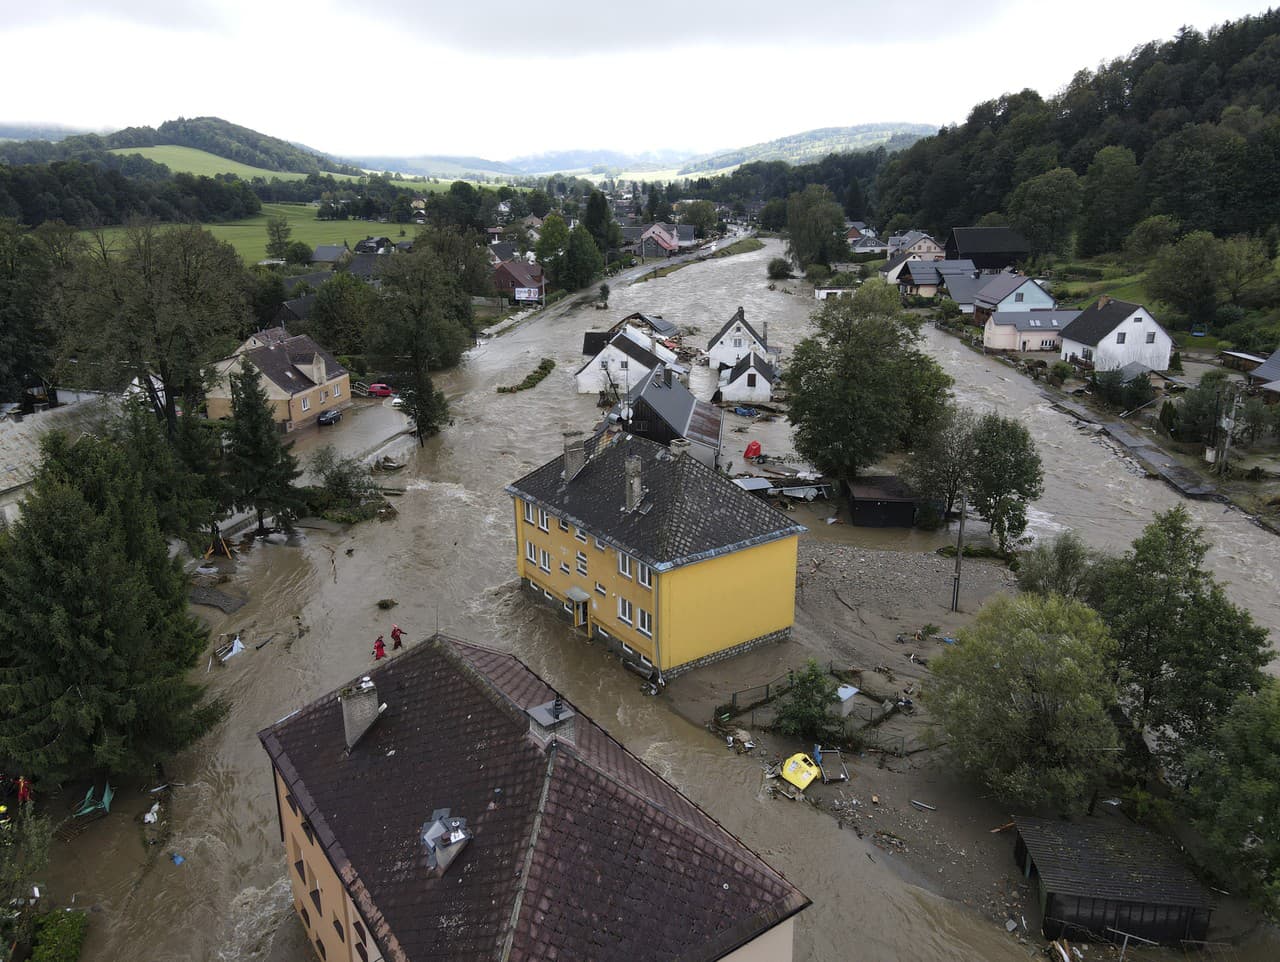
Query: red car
[[366, 383, 394, 397]]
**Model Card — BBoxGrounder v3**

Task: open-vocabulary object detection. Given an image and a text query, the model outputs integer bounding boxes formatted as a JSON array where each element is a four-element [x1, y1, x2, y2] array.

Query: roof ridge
[[498, 744, 558, 962]]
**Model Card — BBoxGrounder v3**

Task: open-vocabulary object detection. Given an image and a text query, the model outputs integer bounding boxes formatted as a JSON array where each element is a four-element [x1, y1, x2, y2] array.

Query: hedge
[[497, 358, 555, 393], [32, 911, 88, 962]]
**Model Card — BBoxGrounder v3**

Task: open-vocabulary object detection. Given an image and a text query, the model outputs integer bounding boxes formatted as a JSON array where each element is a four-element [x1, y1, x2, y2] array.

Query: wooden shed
[[846, 476, 919, 527], [1013, 816, 1212, 945]]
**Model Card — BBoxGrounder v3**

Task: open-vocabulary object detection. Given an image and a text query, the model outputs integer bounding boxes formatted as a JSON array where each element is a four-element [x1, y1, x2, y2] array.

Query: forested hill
[[679, 124, 936, 175], [874, 9, 1280, 251], [0, 116, 362, 176]]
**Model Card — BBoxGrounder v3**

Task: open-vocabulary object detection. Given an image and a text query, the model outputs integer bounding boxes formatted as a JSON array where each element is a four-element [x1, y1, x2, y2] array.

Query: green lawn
[[107, 145, 365, 182], [86, 203, 420, 264]]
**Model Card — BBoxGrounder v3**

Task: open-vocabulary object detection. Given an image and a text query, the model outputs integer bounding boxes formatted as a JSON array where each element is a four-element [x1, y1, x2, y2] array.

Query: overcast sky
[[4, 1, 1269, 161]]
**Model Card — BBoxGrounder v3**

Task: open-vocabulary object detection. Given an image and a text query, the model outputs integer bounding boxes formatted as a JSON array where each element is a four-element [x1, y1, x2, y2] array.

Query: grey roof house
[[606, 365, 724, 468]]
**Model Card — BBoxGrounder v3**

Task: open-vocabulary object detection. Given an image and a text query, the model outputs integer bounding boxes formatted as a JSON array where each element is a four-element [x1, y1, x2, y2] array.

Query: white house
[[707, 307, 769, 370], [575, 331, 665, 395], [972, 274, 1055, 322], [719, 352, 776, 404], [1060, 297, 1173, 372]]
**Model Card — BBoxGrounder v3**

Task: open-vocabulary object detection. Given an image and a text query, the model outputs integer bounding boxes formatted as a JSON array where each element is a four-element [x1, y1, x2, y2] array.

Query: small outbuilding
[[1013, 816, 1212, 945], [846, 476, 920, 527]]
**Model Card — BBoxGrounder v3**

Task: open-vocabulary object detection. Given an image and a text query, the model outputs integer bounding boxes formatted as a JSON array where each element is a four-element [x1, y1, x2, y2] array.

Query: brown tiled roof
[[244, 334, 347, 396], [259, 636, 807, 962]]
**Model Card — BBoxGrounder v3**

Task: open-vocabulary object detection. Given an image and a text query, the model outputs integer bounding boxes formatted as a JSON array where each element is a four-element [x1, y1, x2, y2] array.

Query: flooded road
[[49, 238, 1278, 961]]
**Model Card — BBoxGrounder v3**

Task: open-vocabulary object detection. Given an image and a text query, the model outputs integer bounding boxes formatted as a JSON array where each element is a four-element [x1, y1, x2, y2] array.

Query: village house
[[719, 352, 777, 405], [938, 270, 987, 314], [205, 327, 351, 431], [310, 243, 349, 267], [1246, 350, 1280, 402], [259, 634, 809, 962], [608, 364, 723, 467], [575, 327, 683, 395], [944, 226, 1030, 270], [707, 307, 770, 370], [982, 309, 1080, 353], [897, 259, 977, 297], [506, 433, 805, 677], [352, 236, 393, 255], [492, 259, 545, 301], [608, 311, 680, 340], [971, 274, 1055, 325], [274, 293, 316, 328], [878, 248, 943, 285], [887, 230, 943, 260], [486, 240, 517, 266], [1060, 297, 1173, 372], [849, 233, 888, 255]]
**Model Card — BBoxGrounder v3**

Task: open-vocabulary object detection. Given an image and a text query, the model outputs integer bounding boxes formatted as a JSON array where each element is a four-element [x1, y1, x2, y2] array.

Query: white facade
[[720, 361, 774, 404], [575, 343, 657, 394], [709, 323, 767, 370], [1061, 306, 1173, 372]]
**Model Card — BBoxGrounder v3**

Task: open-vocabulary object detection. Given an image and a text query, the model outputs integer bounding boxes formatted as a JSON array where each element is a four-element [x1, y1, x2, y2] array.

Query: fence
[[728, 672, 794, 711]]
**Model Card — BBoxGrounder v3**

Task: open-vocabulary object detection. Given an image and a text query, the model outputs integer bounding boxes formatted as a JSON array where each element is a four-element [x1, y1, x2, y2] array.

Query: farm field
[[85, 202, 418, 263], [106, 145, 365, 182]]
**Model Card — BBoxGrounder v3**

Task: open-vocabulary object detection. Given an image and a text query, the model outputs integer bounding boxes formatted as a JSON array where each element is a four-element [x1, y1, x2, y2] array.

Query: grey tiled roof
[[619, 368, 723, 450], [312, 244, 348, 263], [974, 273, 1037, 308], [947, 226, 1030, 256], [506, 434, 804, 569], [1250, 350, 1280, 383], [244, 334, 346, 395], [728, 352, 776, 384], [1060, 298, 1146, 347], [259, 635, 809, 962], [988, 310, 1080, 332]]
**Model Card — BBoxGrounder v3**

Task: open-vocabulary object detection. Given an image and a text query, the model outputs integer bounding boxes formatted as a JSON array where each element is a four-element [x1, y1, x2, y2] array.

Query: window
[[621, 641, 633, 655], [354, 921, 366, 944], [1014, 292, 1024, 302], [1042, 339, 1055, 350], [563, 599, 572, 613], [524, 501, 535, 523], [1081, 348, 1093, 361], [356, 946, 369, 962], [333, 918, 345, 943], [302, 819, 315, 845], [543, 588, 553, 600], [618, 597, 633, 625], [285, 793, 298, 816], [619, 359, 629, 370], [637, 563, 652, 588], [538, 510, 549, 532], [539, 550, 551, 573], [560, 562, 570, 574], [321, 389, 327, 401], [558, 518, 569, 532], [299, 904, 311, 929], [574, 527, 588, 543], [1146, 331, 1156, 344], [618, 553, 632, 579], [301, 396, 311, 412], [594, 538, 606, 551], [595, 582, 607, 596], [1116, 331, 1126, 344], [638, 609, 652, 636], [576, 552, 588, 575], [640, 654, 652, 667], [733, 337, 743, 348], [332, 383, 341, 398], [747, 373, 757, 387], [314, 939, 327, 959], [526, 541, 537, 563]]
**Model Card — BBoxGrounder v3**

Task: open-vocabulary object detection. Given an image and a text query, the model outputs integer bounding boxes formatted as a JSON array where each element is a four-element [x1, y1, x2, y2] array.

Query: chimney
[[527, 695, 576, 745], [670, 438, 691, 458], [563, 432, 586, 481], [664, 365, 673, 388], [762, 321, 769, 348], [420, 808, 473, 877], [624, 454, 643, 512], [1097, 295, 1111, 310], [339, 677, 386, 750]]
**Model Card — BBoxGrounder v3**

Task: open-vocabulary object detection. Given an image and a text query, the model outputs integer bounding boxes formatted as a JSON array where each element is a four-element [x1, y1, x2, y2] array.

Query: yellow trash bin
[[781, 753, 820, 791]]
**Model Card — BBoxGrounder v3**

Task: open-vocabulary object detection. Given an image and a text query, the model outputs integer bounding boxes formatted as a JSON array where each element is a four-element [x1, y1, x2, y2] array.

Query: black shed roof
[[946, 226, 1030, 256], [1014, 816, 1211, 909]]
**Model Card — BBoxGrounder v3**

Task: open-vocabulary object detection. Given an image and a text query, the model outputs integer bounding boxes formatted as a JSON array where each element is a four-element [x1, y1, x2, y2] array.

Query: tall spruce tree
[[0, 434, 220, 782], [224, 365, 302, 533]]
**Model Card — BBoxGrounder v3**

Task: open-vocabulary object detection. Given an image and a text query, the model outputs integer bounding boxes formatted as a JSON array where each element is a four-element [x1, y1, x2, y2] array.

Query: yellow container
[[781, 753, 820, 791]]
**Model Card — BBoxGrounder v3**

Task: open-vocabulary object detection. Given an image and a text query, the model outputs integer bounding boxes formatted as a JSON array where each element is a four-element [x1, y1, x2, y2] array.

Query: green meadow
[[107, 145, 364, 182]]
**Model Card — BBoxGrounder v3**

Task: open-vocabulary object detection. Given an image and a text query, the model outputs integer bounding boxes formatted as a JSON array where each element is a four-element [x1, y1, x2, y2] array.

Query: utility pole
[[1218, 390, 1243, 476], [951, 493, 967, 613]]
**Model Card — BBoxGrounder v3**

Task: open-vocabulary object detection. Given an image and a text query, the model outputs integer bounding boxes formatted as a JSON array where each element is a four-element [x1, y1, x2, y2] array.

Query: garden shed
[[1013, 816, 1212, 945]]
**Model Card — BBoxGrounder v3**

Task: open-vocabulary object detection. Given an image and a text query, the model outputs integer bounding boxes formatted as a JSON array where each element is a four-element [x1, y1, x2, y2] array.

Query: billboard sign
[[514, 287, 541, 302]]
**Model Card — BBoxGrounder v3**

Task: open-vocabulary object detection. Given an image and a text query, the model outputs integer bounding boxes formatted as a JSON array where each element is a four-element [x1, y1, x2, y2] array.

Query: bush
[[767, 257, 792, 280], [1051, 361, 1075, 381], [497, 357, 555, 393], [32, 911, 89, 962], [804, 263, 831, 283], [1169, 351, 1184, 373]]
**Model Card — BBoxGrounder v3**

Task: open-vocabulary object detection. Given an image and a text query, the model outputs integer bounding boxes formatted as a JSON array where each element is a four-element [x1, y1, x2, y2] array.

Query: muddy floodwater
[[47, 239, 1280, 961]]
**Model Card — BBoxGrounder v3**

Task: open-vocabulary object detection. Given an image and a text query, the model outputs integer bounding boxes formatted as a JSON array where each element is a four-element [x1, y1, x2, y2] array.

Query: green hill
[[106, 145, 359, 182], [678, 124, 936, 175]]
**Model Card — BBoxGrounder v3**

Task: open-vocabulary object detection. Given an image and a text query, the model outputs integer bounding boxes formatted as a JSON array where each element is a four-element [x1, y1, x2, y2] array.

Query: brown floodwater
[[45, 239, 1279, 961]]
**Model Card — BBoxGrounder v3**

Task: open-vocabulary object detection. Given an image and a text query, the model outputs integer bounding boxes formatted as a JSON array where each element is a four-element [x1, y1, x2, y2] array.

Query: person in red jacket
[[16, 776, 31, 804], [390, 624, 404, 650], [373, 636, 386, 660]]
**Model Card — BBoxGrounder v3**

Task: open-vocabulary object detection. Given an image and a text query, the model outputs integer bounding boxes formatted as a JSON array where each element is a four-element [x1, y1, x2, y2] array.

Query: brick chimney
[[624, 454, 643, 512], [670, 438, 691, 458], [527, 695, 576, 746], [563, 432, 586, 481], [339, 677, 385, 750]]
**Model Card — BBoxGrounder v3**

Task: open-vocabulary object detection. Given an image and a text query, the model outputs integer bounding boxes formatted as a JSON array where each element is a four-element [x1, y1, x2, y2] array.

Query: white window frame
[[560, 561, 570, 575], [1014, 292, 1024, 303], [523, 501, 535, 523], [526, 541, 537, 563], [539, 550, 551, 573], [618, 597, 633, 625], [595, 582, 607, 596], [558, 518, 570, 532], [574, 527, 588, 543], [594, 538, 606, 551], [576, 552, 588, 575], [1116, 331, 1127, 344], [1146, 331, 1156, 344], [301, 396, 311, 412], [637, 608, 652, 637], [618, 553, 632, 579], [331, 383, 341, 398], [637, 563, 652, 589], [538, 510, 549, 533]]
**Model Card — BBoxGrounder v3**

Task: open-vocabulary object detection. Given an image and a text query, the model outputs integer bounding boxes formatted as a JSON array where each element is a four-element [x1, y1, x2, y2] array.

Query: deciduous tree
[[967, 412, 1044, 552], [903, 404, 976, 517], [1006, 167, 1081, 257], [1146, 230, 1225, 321], [926, 594, 1119, 810], [563, 224, 605, 290], [785, 185, 846, 269], [1016, 531, 1100, 601], [265, 215, 292, 260], [1077, 147, 1143, 256], [534, 214, 570, 286]]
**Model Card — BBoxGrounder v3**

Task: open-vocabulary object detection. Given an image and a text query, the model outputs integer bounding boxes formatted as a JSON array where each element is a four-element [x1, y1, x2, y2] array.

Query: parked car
[[391, 395, 406, 408], [367, 383, 394, 397], [317, 408, 342, 426]]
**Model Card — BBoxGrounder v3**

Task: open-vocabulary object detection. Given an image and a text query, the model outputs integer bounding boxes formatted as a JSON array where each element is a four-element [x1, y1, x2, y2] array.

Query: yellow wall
[[722, 917, 795, 962], [272, 768, 384, 962], [206, 371, 350, 430], [513, 497, 797, 672], [659, 535, 797, 670]]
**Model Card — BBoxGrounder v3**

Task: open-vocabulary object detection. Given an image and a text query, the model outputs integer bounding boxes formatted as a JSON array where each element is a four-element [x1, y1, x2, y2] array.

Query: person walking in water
[[373, 635, 386, 660], [391, 624, 405, 650]]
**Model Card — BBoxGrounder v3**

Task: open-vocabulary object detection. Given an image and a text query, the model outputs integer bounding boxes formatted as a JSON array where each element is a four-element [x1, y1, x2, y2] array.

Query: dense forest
[[873, 10, 1280, 248]]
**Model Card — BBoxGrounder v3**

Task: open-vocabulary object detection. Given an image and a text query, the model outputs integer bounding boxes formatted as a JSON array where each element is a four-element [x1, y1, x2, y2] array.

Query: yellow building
[[505, 433, 805, 678], [205, 327, 351, 431], [258, 634, 809, 962]]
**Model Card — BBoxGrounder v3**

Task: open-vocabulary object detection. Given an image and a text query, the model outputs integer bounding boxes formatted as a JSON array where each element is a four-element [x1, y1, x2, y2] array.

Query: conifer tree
[[0, 434, 220, 782], [224, 364, 302, 534]]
